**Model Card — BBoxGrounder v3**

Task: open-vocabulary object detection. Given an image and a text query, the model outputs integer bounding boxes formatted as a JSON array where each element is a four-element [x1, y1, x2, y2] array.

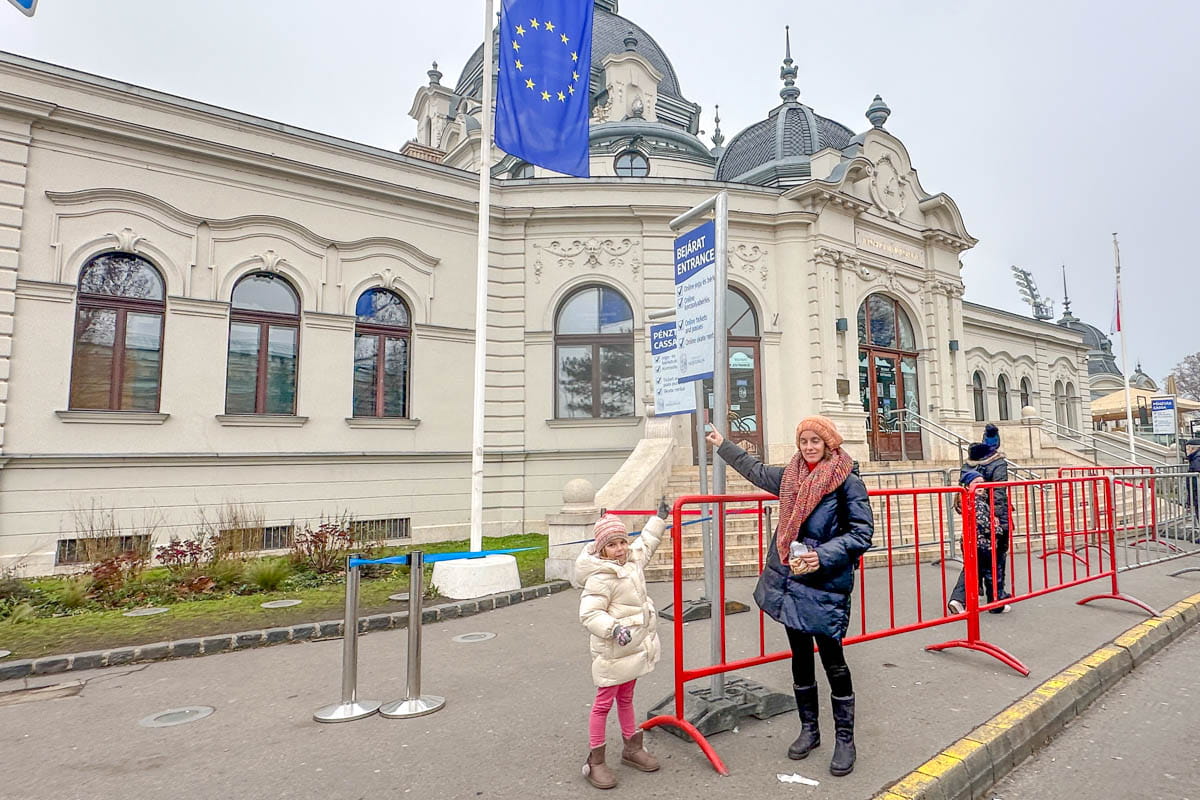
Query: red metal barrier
[[634, 477, 1156, 776], [1056, 466, 1170, 551]]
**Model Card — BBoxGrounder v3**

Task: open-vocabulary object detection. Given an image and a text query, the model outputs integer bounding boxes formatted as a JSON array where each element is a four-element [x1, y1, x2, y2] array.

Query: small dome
[[1057, 317, 1121, 377], [714, 103, 855, 185]]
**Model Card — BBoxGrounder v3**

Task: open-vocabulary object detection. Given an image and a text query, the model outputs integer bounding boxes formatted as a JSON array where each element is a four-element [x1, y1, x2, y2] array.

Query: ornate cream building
[[0, 1, 1096, 573]]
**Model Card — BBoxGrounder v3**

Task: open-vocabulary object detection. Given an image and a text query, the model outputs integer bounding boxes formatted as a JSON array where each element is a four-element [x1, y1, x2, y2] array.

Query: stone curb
[[0, 580, 571, 683], [871, 590, 1200, 800]]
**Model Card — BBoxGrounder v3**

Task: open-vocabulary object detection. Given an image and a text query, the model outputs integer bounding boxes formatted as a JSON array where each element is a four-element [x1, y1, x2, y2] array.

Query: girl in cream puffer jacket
[[574, 502, 668, 790]]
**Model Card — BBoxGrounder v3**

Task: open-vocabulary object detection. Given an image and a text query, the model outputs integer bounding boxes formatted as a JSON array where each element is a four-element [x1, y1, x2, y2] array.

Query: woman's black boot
[[829, 694, 856, 776], [787, 684, 821, 759]]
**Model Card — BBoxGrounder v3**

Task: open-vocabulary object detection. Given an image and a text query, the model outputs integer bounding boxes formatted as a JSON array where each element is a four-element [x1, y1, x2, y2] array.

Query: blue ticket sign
[[649, 322, 696, 416], [673, 220, 716, 383], [7, 0, 37, 17], [1151, 397, 1176, 435]]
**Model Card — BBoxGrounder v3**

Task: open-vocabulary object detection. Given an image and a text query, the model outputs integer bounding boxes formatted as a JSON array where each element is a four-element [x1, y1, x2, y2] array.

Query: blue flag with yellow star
[[495, 0, 593, 177]]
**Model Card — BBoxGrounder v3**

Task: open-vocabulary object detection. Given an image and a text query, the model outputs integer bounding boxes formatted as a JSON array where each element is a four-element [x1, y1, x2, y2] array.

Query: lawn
[[0, 534, 549, 661]]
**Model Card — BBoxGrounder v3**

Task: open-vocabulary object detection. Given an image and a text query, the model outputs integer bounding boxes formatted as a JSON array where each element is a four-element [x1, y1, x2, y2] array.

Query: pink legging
[[589, 679, 638, 748]]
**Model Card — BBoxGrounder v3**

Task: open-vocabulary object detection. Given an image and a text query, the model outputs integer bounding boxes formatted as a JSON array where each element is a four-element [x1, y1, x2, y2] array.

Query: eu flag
[[495, 0, 593, 177]]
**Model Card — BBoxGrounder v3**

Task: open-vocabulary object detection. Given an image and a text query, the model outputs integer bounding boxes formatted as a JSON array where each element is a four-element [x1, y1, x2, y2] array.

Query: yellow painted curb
[[871, 590, 1200, 800]]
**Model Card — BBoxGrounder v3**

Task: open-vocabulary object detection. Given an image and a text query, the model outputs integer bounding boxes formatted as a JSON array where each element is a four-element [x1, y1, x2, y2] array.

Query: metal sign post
[[380, 551, 446, 718], [313, 555, 381, 723], [670, 192, 729, 700]]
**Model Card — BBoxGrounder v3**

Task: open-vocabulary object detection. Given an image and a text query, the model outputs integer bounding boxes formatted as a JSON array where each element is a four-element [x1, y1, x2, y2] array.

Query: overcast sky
[[3, 0, 1196, 383]]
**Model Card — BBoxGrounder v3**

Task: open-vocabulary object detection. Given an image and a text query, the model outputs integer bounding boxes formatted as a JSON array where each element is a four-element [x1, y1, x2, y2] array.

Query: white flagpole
[[470, 0, 496, 552], [1114, 233, 1135, 462]]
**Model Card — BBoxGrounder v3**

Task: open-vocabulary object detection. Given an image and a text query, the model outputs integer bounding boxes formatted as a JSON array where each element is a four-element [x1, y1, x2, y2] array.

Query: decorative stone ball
[[1020, 405, 1038, 419], [563, 478, 596, 506]]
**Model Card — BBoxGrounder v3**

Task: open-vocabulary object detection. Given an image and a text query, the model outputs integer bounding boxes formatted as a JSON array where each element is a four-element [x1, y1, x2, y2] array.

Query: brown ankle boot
[[621, 730, 660, 772], [583, 745, 617, 789]]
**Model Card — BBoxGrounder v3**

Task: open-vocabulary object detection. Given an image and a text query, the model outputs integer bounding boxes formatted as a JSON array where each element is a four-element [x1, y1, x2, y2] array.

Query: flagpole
[[470, 0, 496, 552], [1114, 233, 1135, 462]]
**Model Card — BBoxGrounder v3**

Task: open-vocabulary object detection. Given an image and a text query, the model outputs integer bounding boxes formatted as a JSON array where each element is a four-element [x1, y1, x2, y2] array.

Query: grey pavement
[[989, 624, 1199, 800], [1, 559, 1198, 800]]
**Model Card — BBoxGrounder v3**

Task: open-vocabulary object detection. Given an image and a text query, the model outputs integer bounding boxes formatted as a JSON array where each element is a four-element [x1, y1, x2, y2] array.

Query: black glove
[[612, 624, 632, 646], [657, 495, 670, 520]]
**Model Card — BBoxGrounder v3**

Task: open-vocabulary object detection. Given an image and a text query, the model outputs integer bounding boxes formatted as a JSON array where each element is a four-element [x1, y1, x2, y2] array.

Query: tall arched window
[[1019, 377, 1032, 410], [1065, 381, 1078, 429], [997, 374, 1011, 421], [858, 293, 923, 460], [554, 285, 634, 418], [972, 371, 987, 422], [353, 289, 411, 418], [69, 252, 165, 411], [225, 272, 300, 415], [1053, 379, 1066, 427]]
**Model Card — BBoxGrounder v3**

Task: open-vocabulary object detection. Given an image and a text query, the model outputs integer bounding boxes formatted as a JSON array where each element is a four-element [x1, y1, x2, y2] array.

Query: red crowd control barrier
[[635, 477, 1157, 775], [1056, 466, 1171, 552]]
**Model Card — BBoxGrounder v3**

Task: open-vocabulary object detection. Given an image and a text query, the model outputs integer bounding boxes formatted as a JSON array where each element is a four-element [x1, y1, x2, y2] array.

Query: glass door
[[860, 349, 924, 461], [696, 339, 765, 461]]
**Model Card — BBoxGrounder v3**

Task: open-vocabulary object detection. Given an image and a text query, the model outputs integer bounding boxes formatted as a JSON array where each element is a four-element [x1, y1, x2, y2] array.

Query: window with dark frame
[[510, 162, 534, 179], [1020, 377, 1032, 410], [69, 252, 166, 412], [55, 534, 151, 566], [352, 289, 412, 418], [614, 151, 649, 177], [972, 371, 987, 422], [225, 272, 300, 415], [997, 374, 1011, 421], [554, 285, 635, 419]]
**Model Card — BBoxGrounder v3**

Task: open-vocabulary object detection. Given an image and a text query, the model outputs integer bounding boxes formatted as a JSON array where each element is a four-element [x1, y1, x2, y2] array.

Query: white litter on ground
[[776, 772, 819, 786]]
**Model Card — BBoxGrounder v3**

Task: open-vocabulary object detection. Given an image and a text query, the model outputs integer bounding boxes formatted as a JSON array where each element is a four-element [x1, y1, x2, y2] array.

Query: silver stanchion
[[380, 550, 446, 718], [314, 554, 381, 723]]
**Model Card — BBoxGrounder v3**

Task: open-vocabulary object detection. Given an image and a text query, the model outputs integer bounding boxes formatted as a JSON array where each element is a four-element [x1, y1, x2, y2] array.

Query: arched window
[[225, 272, 300, 415], [353, 289, 411, 418], [554, 285, 634, 418], [1019, 377, 1032, 410], [614, 151, 649, 177], [1065, 381, 1078, 429], [510, 162, 534, 179], [1053, 380, 1066, 426], [972, 371, 987, 422], [997, 374, 1011, 421], [69, 252, 165, 411], [857, 293, 923, 460]]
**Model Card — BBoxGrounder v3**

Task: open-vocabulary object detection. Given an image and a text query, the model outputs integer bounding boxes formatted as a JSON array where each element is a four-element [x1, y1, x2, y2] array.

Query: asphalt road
[[989, 626, 1199, 800]]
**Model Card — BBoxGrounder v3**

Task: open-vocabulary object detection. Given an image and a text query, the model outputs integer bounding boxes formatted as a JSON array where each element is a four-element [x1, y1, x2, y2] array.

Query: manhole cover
[[122, 607, 169, 617], [260, 599, 302, 609], [138, 706, 215, 728], [0, 650, 10, 659], [452, 632, 496, 643], [387, 594, 410, 602]]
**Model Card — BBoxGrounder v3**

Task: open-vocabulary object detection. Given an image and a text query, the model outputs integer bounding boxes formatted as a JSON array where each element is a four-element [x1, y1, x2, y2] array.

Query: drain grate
[[452, 632, 497, 643], [138, 706, 215, 728], [260, 599, 302, 609], [122, 607, 169, 617]]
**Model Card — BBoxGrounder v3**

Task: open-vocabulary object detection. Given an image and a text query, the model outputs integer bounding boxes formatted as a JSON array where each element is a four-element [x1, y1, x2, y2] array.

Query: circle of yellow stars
[[511, 17, 580, 102]]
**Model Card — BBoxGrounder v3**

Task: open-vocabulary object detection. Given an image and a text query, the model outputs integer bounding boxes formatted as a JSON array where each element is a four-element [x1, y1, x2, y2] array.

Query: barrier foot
[[1168, 567, 1200, 577], [925, 639, 1030, 676], [1077, 592, 1157, 616], [313, 700, 381, 723], [1128, 538, 1184, 553], [642, 714, 729, 776], [1039, 549, 1089, 567], [379, 695, 446, 718]]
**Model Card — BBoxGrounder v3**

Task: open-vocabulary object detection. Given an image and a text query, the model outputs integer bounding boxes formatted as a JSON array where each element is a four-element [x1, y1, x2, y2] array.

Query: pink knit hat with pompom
[[591, 514, 629, 554]]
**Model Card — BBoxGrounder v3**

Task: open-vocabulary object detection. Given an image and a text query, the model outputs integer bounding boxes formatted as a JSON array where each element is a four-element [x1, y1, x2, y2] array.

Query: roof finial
[[1061, 264, 1072, 315], [779, 26, 799, 104], [866, 94, 890, 128], [624, 30, 638, 51], [711, 104, 725, 148], [427, 61, 443, 86]]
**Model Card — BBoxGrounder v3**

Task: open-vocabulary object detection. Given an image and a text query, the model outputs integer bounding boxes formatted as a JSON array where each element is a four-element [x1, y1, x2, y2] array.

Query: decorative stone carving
[[372, 267, 405, 292], [109, 226, 144, 253], [532, 238, 641, 283], [813, 246, 872, 279], [257, 249, 283, 273], [729, 243, 769, 286], [931, 279, 965, 299], [867, 155, 909, 219]]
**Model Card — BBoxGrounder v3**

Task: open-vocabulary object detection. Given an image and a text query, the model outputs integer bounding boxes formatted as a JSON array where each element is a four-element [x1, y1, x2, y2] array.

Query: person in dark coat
[[1185, 440, 1200, 521], [706, 415, 873, 777], [962, 432, 1011, 606], [947, 469, 1011, 615]]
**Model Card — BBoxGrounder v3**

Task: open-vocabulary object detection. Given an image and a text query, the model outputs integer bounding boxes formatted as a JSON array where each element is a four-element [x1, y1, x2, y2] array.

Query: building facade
[[0, 1, 1091, 573]]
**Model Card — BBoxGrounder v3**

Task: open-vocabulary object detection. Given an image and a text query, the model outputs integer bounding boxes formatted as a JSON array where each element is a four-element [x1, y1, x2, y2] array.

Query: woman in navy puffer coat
[[706, 415, 873, 777]]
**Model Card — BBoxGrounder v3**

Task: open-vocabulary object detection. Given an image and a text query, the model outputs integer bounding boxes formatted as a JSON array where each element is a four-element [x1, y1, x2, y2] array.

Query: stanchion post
[[380, 550, 446, 718], [314, 554, 381, 723]]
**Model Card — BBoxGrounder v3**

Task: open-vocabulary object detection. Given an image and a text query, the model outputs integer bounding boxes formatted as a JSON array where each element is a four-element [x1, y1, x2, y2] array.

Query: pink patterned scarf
[[776, 448, 854, 565]]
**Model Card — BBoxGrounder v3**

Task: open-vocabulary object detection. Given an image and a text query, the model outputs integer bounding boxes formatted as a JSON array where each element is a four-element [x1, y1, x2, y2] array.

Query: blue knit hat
[[960, 468, 984, 487], [983, 423, 1000, 449]]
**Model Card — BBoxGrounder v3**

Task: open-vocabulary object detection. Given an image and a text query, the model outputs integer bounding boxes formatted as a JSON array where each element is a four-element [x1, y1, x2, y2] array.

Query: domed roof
[[454, 4, 690, 106], [1057, 314, 1121, 377], [713, 29, 856, 187]]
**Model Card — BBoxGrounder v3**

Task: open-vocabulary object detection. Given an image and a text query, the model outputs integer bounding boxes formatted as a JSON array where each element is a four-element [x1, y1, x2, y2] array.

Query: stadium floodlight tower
[[1010, 265, 1055, 321]]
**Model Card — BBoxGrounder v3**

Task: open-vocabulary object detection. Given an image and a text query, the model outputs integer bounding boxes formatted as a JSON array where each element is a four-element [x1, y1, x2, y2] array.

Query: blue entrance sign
[[7, 0, 37, 17], [1151, 396, 1176, 435], [649, 322, 696, 416], [673, 220, 716, 383]]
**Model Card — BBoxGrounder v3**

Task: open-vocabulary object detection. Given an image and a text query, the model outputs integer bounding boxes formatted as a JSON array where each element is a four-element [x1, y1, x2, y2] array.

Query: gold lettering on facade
[[855, 230, 925, 267]]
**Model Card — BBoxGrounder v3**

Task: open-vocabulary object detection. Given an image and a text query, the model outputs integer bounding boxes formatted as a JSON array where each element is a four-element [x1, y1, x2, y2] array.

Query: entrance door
[[858, 294, 923, 461], [695, 288, 764, 462]]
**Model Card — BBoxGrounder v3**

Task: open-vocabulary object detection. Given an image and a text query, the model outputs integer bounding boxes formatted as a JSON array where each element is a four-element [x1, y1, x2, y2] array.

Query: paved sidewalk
[[1, 560, 1198, 800]]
